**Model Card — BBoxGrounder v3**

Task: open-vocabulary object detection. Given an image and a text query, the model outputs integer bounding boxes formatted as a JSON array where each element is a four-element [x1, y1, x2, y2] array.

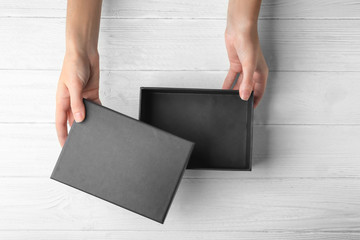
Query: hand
[[56, 0, 102, 146], [222, 0, 268, 108], [56, 51, 101, 147]]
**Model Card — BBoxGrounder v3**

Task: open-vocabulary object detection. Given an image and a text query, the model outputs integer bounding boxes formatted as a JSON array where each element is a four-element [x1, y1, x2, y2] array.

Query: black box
[[51, 100, 194, 223], [139, 87, 253, 170]]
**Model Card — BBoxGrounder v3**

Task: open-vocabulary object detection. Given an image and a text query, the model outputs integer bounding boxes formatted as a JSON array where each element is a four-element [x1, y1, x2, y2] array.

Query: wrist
[[225, 20, 258, 42], [66, 36, 98, 55], [65, 0, 102, 59], [226, 19, 257, 36], [227, 0, 260, 33], [227, 11, 258, 34], [66, 38, 99, 59], [64, 46, 99, 68]]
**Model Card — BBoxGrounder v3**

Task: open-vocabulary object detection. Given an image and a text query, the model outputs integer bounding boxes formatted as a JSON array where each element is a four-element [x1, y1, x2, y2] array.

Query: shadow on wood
[[253, 0, 278, 167]]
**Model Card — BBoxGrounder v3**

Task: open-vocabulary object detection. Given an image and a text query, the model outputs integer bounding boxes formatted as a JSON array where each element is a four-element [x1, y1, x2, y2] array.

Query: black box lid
[[51, 99, 194, 223]]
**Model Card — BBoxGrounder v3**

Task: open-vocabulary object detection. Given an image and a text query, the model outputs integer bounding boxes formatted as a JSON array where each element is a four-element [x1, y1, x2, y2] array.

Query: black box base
[[139, 88, 253, 170]]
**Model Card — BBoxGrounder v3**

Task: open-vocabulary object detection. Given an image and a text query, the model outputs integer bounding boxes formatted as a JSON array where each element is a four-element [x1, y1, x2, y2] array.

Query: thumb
[[239, 62, 255, 101], [69, 83, 85, 123]]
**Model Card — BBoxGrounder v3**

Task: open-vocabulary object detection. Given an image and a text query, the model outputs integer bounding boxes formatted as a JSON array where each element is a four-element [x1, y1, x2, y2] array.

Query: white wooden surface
[[0, 0, 359, 239]]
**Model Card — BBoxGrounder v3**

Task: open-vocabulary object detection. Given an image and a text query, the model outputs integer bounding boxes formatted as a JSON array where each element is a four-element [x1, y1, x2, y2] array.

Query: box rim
[[138, 87, 253, 171]]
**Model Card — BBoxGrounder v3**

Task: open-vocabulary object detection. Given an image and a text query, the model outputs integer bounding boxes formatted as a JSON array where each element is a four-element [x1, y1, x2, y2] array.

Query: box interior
[[139, 88, 253, 170]]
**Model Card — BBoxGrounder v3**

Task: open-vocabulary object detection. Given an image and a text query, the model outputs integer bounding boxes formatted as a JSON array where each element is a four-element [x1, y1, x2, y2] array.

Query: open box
[[139, 87, 254, 170]]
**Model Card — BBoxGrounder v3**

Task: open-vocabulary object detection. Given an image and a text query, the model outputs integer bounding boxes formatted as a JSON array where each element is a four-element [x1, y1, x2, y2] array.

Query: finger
[[68, 82, 85, 123], [253, 73, 268, 108], [68, 109, 75, 127], [253, 83, 265, 108], [222, 69, 238, 89], [56, 93, 70, 147], [83, 88, 101, 105], [93, 97, 102, 105], [239, 62, 255, 101], [84, 95, 101, 105]]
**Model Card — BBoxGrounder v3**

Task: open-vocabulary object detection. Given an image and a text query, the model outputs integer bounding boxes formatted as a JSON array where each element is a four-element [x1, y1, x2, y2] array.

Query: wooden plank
[[100, 71, 360, 125], [1, 19, 360, 71], [0, 178, 359, 231], [0, 70, 57, 122], [1, 70, 359, 124], [0, 231, 359, 240], [1, 124, 359, 178], [1, 0, 360, 19]]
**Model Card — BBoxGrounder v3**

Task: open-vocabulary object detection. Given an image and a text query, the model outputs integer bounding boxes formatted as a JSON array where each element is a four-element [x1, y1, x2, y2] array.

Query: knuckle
[[263, 65, 269, 77], [241, 83, 253, 91], [68, 79, 84, 90], [260, 67, 269, 79], [70, 99, 83, 109], [242, 61, 256, 70]]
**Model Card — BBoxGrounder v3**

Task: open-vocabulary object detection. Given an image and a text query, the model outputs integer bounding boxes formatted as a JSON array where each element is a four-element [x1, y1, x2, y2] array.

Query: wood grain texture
[[1, 231, 360, 240], [1, 70, 358, 124], [1, 124, 359, 178], [1, 0, 360, 19], [1, 0, 360, 238], [1, 18, 360, 71], [0, 178, 360, 231]]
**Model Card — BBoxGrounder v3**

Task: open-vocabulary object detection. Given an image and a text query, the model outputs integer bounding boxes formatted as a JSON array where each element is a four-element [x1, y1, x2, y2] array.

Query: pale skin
[[56, 0, 268, 146]]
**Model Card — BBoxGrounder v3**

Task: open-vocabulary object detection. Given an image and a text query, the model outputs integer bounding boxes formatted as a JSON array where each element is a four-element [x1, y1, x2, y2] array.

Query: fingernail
[[74, 112, 83, 123], [240, 90, 250, 101]]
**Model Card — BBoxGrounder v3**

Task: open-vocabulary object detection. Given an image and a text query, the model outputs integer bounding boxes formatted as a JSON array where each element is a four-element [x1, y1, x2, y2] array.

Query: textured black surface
[[139, 88, 253, 170], [51, 99, 194, 223]]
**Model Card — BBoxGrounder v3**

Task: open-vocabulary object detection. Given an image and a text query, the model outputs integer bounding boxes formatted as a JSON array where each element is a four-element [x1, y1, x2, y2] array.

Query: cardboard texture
[[139, 88, 253, 170], [51, 99, 194, 223]]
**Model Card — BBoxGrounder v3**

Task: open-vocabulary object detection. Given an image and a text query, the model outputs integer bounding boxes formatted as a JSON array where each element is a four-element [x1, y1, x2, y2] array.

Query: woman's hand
[[56, 0, 102, 146], [222, 0, 268, 108], [56, 51, 101, 147]]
